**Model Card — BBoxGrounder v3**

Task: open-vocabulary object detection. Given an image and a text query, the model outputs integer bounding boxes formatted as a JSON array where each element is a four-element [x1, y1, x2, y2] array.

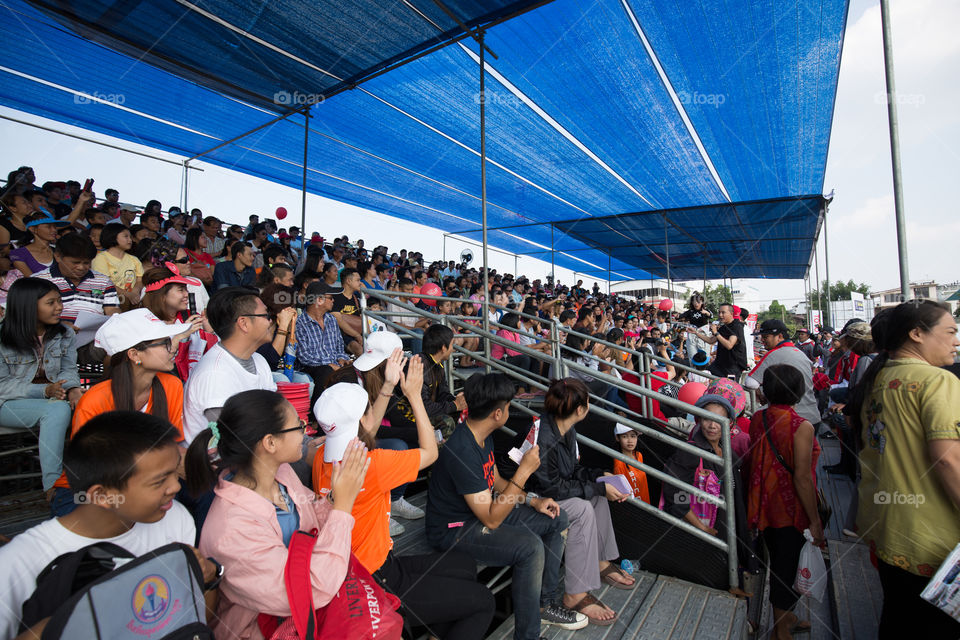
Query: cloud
[[830, 194, 893, 234]]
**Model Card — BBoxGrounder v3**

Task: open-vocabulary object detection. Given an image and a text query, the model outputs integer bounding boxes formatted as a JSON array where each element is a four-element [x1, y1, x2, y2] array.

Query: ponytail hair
[[847, 301, 951, 432], [184, 389, 292, 496], [105, 350, 168, 419]]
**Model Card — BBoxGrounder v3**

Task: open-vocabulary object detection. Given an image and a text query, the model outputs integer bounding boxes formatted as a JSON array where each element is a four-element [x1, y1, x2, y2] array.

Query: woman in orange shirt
[[312, 359, 494, 640], [50, 309, 191, 516]]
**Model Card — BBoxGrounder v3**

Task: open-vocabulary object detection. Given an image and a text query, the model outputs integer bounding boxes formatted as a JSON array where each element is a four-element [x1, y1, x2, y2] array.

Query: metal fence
[[359, 288, 742, 587]]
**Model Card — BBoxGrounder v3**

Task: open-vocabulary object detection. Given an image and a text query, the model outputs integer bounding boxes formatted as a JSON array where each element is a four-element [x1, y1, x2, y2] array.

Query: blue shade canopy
[[0, 0, 849, 280], [453, 196, 827, 281]]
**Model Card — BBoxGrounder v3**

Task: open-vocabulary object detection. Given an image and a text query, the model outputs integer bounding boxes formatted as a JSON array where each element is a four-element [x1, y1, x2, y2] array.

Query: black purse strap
[[762, 410, 794, 476]]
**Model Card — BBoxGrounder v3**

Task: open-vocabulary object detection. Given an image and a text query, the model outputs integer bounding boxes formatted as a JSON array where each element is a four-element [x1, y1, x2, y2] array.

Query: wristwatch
[[525, 491, 540, 505], [204, 557, 224, 591]]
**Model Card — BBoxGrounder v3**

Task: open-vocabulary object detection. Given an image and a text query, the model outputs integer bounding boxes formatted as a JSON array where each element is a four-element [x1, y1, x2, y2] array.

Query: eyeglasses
[[276, 419, 307, 435], [171, 257, 190, 264], [139, 337, 174, 351], [242, 312, 276, 322]]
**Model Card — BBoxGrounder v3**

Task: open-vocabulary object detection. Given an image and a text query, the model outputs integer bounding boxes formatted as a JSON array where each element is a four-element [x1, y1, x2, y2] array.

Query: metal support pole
[[814, 241, 822, 327], [607, 253, 611, 295], [182, 160, 189, 212], [824, 207, 831, 325], [880, 0, 911, 302], [664, 215, 671, 301], [514, 254, 518, 277], [702, 254, 707, 297], [550, 224, 556, 288], [300, 109, 310, 246], [479, 31, 491, 372], [443, 234, 447, 262]]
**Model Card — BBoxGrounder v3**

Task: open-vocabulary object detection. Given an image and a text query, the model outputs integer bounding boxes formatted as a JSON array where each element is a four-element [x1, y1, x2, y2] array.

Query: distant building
[[612, 279, 690, 307], [870, 281, 943, 311]]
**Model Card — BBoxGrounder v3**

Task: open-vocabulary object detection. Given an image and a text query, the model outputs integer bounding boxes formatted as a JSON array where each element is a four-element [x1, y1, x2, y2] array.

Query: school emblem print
[[132, 575, 171, 624]]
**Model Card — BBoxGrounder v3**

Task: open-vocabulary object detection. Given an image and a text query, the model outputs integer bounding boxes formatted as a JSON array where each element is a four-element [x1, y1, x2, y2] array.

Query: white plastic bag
[[794, 529, 827, 602]]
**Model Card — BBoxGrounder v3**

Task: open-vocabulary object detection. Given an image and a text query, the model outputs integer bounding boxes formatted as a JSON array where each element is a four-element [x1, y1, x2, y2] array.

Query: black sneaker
[[540, 604, 587, 630]]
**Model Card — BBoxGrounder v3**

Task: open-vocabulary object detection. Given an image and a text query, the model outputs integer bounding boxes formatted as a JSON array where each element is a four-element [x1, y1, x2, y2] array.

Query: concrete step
[[488, 571, 747, 640]]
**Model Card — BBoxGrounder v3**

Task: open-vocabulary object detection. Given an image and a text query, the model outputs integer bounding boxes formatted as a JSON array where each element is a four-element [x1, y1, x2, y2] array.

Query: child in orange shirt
[[613, 423, 650, 503]]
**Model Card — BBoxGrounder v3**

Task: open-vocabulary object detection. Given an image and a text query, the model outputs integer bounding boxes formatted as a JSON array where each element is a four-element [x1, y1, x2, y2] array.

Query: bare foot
[[563, 593, 615, 622], [600, 561, 635, 586]]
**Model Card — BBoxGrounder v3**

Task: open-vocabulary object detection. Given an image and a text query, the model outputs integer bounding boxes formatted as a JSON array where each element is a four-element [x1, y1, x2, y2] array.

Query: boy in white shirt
[[0, 412, 218, 639]]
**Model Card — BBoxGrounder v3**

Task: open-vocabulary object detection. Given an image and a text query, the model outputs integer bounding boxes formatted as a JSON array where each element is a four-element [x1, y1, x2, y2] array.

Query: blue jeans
[[401, 328, 424, 355], [441, 505, 568, 640], [0, 398, 71, 490], [376, 438, 410, 502]]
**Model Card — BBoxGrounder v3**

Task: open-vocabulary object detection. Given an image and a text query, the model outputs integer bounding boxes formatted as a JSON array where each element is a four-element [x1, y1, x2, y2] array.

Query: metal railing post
[[359, 290, 369, 341], [440, 316, 454, 391]]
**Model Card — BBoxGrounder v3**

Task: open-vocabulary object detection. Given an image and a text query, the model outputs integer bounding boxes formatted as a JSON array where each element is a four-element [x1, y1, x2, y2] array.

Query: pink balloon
[[677, 382, 707, 407], [420, 282, 442, 306], [658, 298, 673, 311], [275, 206, 287, 220]]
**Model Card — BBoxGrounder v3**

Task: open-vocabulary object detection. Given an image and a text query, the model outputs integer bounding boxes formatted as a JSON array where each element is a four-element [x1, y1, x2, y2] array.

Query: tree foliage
[[699, 283, 732, 313], [806, 279, 871, 326], [757, 299, 799, 334]]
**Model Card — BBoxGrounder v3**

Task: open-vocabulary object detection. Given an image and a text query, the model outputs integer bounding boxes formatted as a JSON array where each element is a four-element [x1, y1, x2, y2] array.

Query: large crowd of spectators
[[0, 164, 957, 640]]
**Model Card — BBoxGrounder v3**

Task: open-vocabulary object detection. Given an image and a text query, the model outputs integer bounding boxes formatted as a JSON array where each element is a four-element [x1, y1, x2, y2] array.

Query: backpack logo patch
[[130, 574, 177, 631]]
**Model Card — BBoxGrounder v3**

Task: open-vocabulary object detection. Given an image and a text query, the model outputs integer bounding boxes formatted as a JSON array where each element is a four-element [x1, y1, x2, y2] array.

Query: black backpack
[[19, 542, 213, 639]]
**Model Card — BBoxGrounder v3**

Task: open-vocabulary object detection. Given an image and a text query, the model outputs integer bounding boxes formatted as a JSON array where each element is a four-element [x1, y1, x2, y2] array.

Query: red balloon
[[275, 206, 287, 220], [677, 382, 707, 407], [420, 282, 442, 306], [658, 298, 673, 311]]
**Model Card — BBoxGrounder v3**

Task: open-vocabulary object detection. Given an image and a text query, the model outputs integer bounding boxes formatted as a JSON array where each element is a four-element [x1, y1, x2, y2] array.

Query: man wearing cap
[[183, 287, 277, 444], [795, 327, 822, 363], [213, 241, 256, 291], [109, 203, 140, 228], [296, 281, 352, 404], [745, 320, 820, 426]]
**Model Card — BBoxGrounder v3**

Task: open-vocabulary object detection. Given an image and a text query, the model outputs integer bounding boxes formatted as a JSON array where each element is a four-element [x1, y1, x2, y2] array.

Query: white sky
[[1, 0, 955, 311]]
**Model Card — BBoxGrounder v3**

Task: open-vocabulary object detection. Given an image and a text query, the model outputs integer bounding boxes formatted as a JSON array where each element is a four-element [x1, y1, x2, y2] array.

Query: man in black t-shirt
[[330, 267, 362, 355], [688, 303, 747, 378], [426, 373, 586, 636]]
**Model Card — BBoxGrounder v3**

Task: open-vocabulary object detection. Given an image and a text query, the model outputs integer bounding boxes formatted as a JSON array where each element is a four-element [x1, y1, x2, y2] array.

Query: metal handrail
[[360, 288, 740, 586]]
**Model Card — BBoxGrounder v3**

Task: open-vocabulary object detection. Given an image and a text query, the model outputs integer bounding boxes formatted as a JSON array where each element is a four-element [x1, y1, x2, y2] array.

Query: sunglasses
[[276, 419, 307, 435], [171, 257, 190, 264]]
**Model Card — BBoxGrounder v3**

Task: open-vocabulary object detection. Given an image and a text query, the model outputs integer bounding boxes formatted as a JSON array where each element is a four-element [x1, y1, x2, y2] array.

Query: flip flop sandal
[[569, 592, 618, 626], [600, 564, 636, 590]]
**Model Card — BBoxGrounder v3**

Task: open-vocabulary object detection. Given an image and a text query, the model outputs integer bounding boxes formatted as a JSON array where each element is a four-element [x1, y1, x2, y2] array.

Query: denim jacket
[[0, 323, 80, 407]]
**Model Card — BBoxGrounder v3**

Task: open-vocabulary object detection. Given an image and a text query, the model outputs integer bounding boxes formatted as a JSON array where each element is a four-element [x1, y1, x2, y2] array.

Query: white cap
[[353, 331, 403, 372], [313, 383, 369, 462], [94, 309, 190, 356], [614, 423, 634, 436]]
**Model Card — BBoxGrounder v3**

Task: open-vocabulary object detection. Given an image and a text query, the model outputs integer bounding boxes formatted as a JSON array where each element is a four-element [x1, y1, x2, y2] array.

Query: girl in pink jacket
[[186, 389, 369, 639]]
